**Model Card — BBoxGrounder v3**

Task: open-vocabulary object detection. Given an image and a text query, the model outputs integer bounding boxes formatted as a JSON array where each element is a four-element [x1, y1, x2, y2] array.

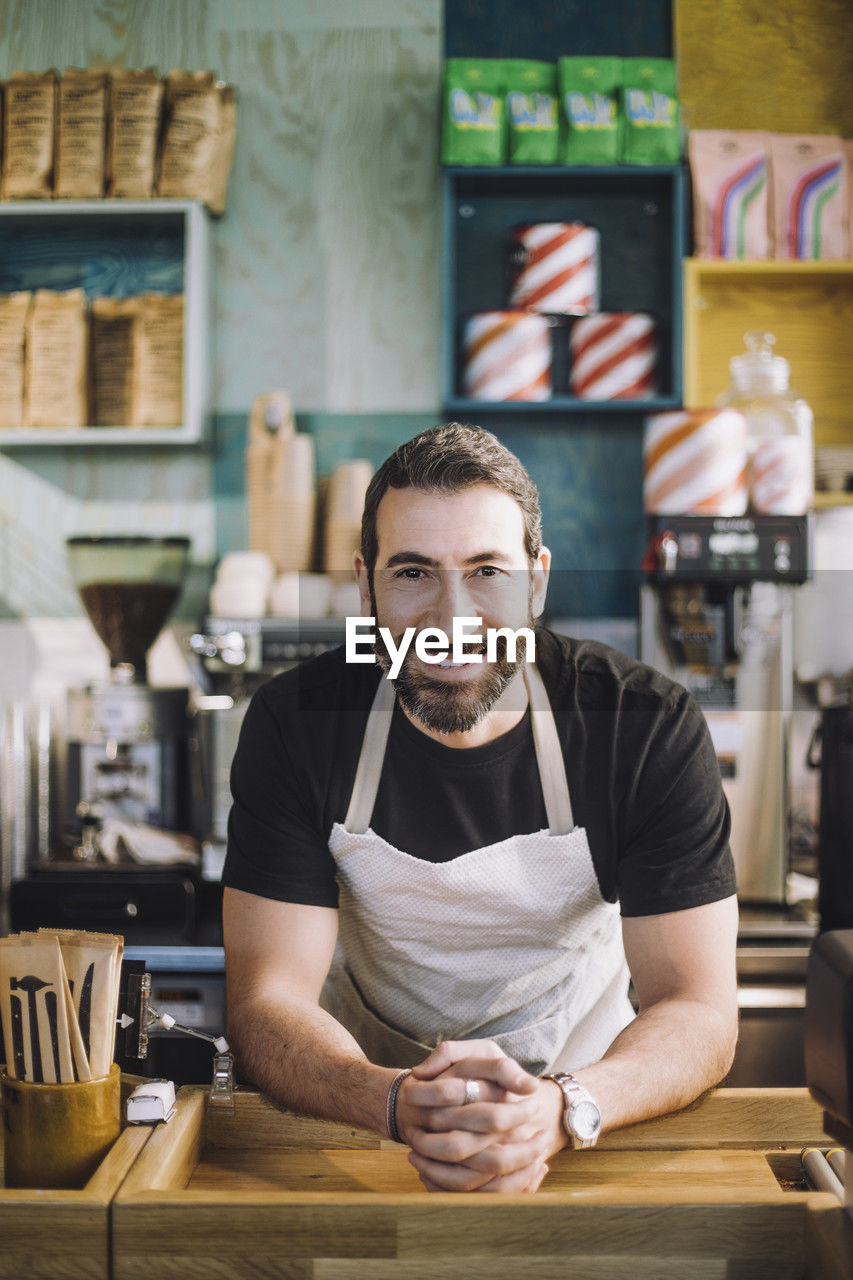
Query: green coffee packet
[[441, 58, 505, 166], [558, 57, 622, 165], [621, 58, 680, 164], [504, 59, 558, 165]]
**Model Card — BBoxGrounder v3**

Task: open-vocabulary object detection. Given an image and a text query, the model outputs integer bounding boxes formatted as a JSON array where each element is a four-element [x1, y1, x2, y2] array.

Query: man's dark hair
[[360, 422, 542, 579]]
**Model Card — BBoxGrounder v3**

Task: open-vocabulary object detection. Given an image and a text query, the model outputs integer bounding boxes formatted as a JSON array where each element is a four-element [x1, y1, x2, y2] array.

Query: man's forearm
[[569, 998, 737, 1134], [229, 995, 399, 1135]]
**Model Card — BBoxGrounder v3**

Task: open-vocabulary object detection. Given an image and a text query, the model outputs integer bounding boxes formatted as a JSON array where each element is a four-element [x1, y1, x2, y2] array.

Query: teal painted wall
[[0, 0, 646, 624]]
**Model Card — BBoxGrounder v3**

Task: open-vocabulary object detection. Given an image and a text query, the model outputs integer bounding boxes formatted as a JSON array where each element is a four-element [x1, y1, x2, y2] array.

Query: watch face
[[570, 1099, 601, 1141]]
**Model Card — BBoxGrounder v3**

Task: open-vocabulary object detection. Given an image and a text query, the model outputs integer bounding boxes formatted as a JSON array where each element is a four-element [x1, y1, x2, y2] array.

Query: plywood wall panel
[[676, 0, 853, 134]]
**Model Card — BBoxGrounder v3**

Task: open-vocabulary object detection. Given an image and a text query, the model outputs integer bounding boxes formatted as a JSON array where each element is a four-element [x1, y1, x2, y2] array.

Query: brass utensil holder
[[1, 1063, 121, 1188]]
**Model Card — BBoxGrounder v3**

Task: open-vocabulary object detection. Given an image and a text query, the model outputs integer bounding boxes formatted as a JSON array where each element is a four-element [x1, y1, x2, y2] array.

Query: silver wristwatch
[[543, 1072, 602, 1149]]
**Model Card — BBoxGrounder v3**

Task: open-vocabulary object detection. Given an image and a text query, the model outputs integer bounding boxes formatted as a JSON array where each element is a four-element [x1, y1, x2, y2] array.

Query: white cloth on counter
[[99, 820, 200, 867]]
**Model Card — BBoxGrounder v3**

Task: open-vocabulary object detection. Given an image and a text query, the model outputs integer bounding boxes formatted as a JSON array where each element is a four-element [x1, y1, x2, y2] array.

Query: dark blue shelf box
[[441, 165, 686, 413]]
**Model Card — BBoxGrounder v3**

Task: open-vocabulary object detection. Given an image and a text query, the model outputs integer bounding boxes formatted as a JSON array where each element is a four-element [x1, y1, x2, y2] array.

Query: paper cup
[[327, 460, 372, 524]]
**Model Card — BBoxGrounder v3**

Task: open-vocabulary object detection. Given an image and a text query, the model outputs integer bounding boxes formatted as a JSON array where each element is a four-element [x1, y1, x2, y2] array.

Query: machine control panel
[[643, 514, 812, 583], [193, 617, 346, 675]]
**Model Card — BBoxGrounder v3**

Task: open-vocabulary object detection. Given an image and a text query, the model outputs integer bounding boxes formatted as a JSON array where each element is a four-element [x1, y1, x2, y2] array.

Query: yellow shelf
[[684, 258, 853, 447], [686, 259, 853, 276], [814, 491, 853, 508]]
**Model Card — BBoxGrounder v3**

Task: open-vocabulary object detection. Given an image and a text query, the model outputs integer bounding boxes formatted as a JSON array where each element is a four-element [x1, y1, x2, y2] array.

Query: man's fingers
[[409, 1121, 540, 1164], [408, 1148, 494, 1193], [412, 1039, 506, 1080], [408, 1146, 550, 1194], [416, 1095, 537, 1136], [405, 1074, 507, 1109], [477, 1161, 549, 1194], [463, 1129, 549, 1178], [415, 1053, 537, 1098]]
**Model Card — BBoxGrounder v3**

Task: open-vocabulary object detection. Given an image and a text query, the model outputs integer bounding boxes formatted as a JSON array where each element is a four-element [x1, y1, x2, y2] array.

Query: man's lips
[[413, 645, 487, 676]]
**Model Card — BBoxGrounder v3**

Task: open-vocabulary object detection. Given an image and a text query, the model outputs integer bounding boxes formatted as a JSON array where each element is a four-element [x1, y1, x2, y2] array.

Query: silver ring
[[463, 1079, 480, 1105]]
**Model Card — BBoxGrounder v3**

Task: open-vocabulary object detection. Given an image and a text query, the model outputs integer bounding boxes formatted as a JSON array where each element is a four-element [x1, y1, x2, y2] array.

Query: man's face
[[355, 484, 550, 735]]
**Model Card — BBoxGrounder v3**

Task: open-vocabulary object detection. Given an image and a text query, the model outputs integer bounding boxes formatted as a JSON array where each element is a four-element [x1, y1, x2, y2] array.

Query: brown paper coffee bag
[[55, 68, 108, 198], [133, 293, 183, 427], [0, 291, 31, 428], [106, 68, 163, 198], [25, 288, 89, 429], [90, 296, 138, 426], [157, 70, 236, 214], [1, 70, 56, 199]]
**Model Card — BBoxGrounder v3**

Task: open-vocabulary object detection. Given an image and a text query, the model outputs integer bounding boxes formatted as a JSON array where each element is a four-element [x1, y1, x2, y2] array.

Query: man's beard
[[369, 587, 533, 736]]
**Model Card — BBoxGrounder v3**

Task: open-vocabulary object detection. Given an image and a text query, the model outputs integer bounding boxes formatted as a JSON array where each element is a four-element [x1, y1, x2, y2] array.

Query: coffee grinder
[[640, 514, 812, 905], [63, 536, 192, 845]]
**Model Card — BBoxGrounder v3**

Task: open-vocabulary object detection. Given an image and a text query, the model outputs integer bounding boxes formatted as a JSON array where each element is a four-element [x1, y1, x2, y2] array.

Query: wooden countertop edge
[[173, 1085, 828, 1153]]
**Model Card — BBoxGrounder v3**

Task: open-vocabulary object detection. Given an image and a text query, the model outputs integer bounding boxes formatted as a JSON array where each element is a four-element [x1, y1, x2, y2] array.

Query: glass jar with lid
[[717, 330, 814, 514]]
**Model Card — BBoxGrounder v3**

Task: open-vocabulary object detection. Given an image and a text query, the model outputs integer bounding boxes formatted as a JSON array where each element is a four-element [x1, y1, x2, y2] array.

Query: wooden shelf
[[0, 426, 197, 446], [0, 199, 209, 448], [444, 394, 681, 415], [684, 257, 853, 447], [814, 491, 853, 508]]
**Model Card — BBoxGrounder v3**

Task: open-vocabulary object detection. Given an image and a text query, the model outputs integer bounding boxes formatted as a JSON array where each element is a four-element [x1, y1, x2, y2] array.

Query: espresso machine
[[640, 513, 812, 905], [62, 536, 192, 844]]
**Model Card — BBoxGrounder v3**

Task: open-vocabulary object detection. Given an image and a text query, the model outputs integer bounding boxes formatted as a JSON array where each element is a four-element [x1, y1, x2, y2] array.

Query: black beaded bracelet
[[386, 1068, 412, 1143]]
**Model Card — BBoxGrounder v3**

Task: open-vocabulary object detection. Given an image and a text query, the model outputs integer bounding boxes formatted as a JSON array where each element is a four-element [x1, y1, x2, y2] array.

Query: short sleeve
[[617, 689, 737, 917], [222, 685, 340, 907]]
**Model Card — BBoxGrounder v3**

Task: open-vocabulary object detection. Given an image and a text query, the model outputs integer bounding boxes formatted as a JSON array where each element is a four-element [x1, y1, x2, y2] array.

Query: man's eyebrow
[[382, 550, 514, 569], [383, 551, 440, 568]]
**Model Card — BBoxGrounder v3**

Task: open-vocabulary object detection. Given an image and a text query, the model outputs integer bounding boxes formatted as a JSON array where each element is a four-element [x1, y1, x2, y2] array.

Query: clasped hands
[[394, 1038, 565, 1193]]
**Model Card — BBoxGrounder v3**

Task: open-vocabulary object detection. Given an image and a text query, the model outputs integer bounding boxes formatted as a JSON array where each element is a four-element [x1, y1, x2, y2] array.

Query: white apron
[[320, 664, 634, 1076]]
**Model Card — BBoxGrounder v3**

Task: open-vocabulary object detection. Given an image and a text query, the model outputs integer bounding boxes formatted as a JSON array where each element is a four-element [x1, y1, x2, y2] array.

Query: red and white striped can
[[644, 409, 749, 515], [461, 311, 551, 401], [751, 437, 812, 514], [509, 222, 599, 315], [569, 312, 658, 400]]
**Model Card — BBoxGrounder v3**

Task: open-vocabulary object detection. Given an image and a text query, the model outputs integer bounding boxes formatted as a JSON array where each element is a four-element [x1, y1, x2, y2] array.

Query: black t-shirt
[[223, 628, 736, 917]]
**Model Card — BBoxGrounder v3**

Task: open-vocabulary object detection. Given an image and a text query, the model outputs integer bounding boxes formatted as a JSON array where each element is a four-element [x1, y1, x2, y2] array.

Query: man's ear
[[531, 546, 551, 619], [353, 550, 372, 615]]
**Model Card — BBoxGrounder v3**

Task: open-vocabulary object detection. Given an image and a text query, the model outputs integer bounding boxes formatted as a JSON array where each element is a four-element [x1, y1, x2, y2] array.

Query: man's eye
[[475, 566, 500, 577], [396, 567, 425, 579]]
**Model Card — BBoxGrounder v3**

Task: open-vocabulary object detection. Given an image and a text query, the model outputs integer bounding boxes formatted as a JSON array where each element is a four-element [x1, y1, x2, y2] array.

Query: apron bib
[[320, 664, 633, 1075]]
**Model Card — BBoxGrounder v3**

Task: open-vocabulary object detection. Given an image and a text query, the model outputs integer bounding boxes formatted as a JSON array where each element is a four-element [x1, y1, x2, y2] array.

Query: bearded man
[[223, 423, 738, 1193]]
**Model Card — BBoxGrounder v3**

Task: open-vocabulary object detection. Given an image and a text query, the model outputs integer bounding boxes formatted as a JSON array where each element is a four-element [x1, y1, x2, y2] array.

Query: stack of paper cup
[[246, 391, 295, 556], [209, 552, 275, 617], [509, 223, 599, 315], [268, 571, 334, 618], [751, 438, 812, 514], [324, 460, 373, 580], [644, 409, 749, 515], [569, 313, 658, 400], [263, 432, 316, 572], [462, 312, 551, 401]]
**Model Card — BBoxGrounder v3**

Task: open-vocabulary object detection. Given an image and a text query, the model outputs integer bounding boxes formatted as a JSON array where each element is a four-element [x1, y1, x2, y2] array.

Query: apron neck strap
[[343, 664, 575, 836]]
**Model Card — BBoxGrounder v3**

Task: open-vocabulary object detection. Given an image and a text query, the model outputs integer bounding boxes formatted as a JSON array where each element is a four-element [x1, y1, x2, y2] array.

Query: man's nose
[[431, 572, 474, 634]]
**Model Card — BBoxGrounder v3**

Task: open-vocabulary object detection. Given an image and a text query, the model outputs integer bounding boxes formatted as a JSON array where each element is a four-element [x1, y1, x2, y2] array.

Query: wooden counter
[[112, 1087, 853, 1280]]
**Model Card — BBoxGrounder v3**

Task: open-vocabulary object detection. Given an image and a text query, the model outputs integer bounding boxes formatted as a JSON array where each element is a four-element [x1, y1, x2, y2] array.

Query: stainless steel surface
[[641, 581, 795, 904]]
